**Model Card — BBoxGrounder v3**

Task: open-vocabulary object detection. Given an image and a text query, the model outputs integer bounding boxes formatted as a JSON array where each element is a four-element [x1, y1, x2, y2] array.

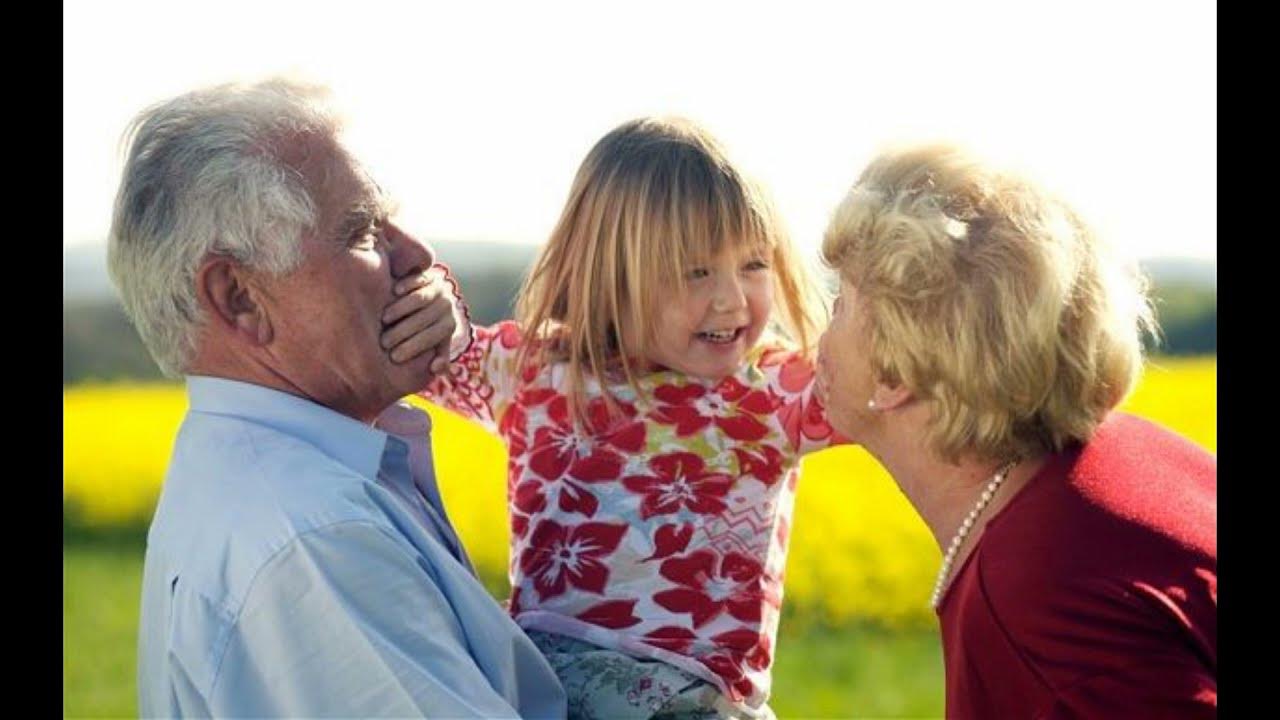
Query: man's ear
[[871, 378, 913, 412], [196, 256, 273, 346]]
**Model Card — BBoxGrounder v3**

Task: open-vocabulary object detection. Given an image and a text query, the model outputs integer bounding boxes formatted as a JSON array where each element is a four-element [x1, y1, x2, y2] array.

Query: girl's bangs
[[657, 182, 776, 272]]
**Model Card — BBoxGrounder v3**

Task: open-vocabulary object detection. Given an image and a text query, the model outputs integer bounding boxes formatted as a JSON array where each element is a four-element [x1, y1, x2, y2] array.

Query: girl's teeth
[[700, 329, 738, 342]]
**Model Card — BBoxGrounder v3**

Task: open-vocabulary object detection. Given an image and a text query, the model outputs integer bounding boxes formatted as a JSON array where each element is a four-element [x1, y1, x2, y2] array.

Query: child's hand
[[381, 267, 457, 377]]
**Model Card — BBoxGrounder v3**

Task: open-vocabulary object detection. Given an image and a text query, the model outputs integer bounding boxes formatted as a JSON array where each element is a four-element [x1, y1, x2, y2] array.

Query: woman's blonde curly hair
[[822, 143, 1157, 462]]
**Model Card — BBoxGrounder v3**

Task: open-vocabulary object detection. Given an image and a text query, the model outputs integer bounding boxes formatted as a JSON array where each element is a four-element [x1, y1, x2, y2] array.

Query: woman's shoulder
[[1081, 412, 1215, 474]]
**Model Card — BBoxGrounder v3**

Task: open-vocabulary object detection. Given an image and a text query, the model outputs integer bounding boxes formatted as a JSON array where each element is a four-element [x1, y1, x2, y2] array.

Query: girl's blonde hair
[[822, 143, 1157, 463], [516, 116, 825, 422]]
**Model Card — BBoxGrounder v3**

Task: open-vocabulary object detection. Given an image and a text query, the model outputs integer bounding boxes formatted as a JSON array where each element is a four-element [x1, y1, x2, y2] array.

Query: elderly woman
[[815, 145, 1216, 717]]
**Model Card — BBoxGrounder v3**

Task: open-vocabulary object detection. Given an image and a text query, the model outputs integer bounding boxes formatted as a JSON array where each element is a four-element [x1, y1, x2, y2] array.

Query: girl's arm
[[381, 263, 523, 436], [759, 347, 853, 457], [418, 320, 528, 435]]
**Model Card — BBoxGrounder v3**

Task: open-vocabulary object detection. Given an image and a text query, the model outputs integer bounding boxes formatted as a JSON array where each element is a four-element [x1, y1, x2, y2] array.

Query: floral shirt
[[421, 320, 840, 709]]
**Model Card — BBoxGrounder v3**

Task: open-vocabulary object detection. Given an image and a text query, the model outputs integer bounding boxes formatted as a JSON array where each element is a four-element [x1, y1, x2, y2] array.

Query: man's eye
[[352, 225, 384, 248]]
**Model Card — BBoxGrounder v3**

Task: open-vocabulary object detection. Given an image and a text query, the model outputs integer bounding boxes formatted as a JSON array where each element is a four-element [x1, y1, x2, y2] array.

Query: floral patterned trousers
[[527, 630, 775, 720]]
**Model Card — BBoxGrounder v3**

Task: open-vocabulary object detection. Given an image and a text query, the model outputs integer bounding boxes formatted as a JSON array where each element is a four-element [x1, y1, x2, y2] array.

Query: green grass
[[771, 619, 943, 718], [63, 536, 944, 719], [64, 538, 145, 719]]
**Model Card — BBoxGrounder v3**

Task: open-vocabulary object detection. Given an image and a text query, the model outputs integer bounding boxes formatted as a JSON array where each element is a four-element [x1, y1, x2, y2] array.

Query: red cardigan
[[938, 412, 1216, 718]]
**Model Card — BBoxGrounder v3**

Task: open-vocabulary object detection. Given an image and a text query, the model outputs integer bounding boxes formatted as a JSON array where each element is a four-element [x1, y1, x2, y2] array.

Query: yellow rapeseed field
[[63, 357, 1215, 628]]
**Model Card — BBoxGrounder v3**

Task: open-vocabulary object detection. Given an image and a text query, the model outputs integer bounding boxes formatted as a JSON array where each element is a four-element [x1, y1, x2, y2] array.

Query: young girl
[[415, 117, 843, 718]]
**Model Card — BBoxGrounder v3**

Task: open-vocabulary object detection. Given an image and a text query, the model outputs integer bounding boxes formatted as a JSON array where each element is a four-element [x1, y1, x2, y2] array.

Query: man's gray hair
[[107, 77, 342, 377]]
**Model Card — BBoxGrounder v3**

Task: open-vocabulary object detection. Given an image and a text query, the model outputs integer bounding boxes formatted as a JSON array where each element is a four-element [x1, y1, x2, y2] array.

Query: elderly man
[[110, 78, 566, 717]]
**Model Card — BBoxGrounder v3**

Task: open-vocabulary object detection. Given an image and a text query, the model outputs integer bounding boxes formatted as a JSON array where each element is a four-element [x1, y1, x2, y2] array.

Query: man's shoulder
[[149, 411, 403, 612], [165, 408, 383, 518]]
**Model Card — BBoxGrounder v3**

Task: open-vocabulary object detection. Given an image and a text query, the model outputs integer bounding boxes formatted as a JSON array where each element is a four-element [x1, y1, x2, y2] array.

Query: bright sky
[[64, 0, 1216, 262]]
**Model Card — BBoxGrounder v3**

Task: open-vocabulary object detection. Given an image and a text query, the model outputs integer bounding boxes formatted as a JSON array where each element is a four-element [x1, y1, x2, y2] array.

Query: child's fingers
[[393, 270, 436, 297], [381, 298, 452, 353], [383, 279, 446, 325], [427, 334, 455, 374], [389, 312, 456, 363], [429, 355, 449, 376]]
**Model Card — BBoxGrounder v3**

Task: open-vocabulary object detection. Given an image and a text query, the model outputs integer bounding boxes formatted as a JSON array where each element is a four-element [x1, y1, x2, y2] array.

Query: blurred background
[[64, 1, 1215, 717]]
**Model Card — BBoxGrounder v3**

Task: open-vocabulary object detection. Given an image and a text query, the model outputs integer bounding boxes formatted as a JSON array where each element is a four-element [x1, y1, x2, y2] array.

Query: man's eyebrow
[[335, 191, 400, 239], [364, 173, 402, 219], [381, 193, 402, 219], [335, 204, 376, 238]]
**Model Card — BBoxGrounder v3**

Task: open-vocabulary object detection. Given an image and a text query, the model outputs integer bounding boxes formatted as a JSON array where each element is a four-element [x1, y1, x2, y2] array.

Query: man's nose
[[388, 223, 436, 278]]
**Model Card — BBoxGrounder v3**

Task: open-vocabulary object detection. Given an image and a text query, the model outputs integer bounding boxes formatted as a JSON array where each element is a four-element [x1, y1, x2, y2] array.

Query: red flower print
[[496, 320, 522, 349], [698, 629, 773, 701], [512, 478, 547, 514], [511, 513, 529, 540], [528, 396, 645, 483], [777, 392, 832, 451], [576, 599, 642, 629], [650, 378, 781, 442], [519, 519, 628, 601], [642, 625, 699, 654], [499, 395, 535, 461], [732, 445, 785, 486], [714, 377, 780, 441], [422, 336, 497, 423], [517, 387, 559, 407], [699, 650, 757, 702], [556, 479, 599, 517], [642, 522, 694, 561], [651, 384, 713, 436], [622, 453, 735, 520], [653, 549, 775, 628], [773, 352, 814, 393], [510, 400, 601, 518], [712, 628, 772, 671]]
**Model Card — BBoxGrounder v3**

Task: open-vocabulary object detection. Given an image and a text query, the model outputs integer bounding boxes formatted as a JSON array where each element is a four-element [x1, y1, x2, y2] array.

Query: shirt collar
[[185, 375, 388, 481]]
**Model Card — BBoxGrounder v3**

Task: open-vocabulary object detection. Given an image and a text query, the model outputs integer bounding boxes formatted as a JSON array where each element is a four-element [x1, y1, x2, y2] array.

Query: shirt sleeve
[[433, 261, 478, 363], [417, 320, 527, 436], [206, 521, 527, 718], [758, 347, 852, 457]]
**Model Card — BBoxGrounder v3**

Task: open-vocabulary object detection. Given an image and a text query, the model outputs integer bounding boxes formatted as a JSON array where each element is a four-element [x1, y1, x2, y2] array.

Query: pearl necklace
[[930, 458, 1019, 610]]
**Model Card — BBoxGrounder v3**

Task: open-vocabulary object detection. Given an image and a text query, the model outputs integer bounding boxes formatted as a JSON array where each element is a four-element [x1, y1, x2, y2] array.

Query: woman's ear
[[196, 257, 273, 346], [871, 379, 913, 412]]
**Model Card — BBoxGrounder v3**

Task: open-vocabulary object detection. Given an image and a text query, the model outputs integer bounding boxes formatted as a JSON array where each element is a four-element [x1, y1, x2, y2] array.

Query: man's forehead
[[307, 151, 396, 226], [340, 171, 396, 217]]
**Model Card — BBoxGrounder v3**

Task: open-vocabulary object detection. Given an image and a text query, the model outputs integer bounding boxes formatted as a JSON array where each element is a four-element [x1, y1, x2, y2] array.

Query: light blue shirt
[[137, 376, 566, 718]]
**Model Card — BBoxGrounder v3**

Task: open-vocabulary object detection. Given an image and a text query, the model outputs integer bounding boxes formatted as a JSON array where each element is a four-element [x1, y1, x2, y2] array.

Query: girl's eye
[[687, 268, 710, 280], [744, 259, 769, 272]]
